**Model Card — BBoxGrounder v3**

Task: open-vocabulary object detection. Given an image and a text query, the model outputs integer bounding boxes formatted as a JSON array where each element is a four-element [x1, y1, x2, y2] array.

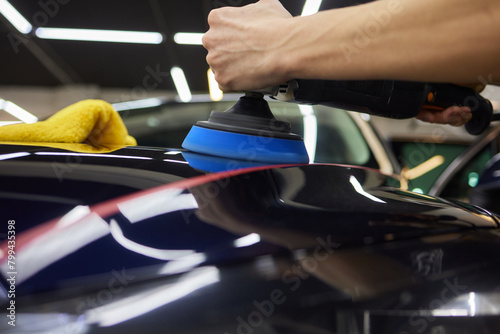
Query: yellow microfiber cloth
[[0, 99, 137, 153]]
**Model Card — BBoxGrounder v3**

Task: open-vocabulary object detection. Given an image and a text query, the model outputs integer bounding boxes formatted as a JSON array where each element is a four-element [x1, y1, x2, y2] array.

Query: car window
[[270, 103, 372, 166], [439, 145, 495, 201]]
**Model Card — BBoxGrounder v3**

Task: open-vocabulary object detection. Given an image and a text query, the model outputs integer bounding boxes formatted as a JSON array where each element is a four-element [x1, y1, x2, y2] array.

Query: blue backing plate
[[181, 125, 309, 164], [182, 151, 275, 173]]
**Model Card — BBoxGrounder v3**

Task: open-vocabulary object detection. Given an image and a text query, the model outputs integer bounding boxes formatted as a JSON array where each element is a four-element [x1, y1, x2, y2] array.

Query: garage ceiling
[[1, 0, 371, 95]]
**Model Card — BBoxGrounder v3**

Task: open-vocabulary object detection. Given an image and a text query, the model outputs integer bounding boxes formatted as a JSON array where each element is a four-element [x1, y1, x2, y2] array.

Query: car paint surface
[[1, 144, 500, 333]]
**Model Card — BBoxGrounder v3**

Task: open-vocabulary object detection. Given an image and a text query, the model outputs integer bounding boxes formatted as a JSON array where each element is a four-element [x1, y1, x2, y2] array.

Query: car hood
[[0, 144, 498, 298], [2, 144, 500, 333]]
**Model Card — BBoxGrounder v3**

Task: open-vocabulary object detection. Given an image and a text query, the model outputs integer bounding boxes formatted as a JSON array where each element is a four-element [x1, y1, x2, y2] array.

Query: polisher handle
[[268, 79, 494, 135], [424, 83, 493, 135]]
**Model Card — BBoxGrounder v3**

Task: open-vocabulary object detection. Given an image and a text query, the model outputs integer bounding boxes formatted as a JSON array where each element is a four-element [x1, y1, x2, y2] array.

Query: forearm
[[283, 0, 500, 85]]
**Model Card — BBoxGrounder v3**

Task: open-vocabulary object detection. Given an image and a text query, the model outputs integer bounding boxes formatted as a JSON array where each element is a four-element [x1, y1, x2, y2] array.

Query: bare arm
[[204, 0, 500, 91]]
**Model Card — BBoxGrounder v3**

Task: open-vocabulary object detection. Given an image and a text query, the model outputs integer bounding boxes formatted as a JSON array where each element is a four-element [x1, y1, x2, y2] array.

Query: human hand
[[203, 0, 294, 92], [416, 105, 472, 126], [415, 83, 486, 126]]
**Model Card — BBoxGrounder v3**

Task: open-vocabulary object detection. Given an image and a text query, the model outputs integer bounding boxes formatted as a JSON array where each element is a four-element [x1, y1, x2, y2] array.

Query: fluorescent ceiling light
[[164, 150, 183, 155], [112, 97, 163, 111], [0, 99, 38, 123], [35, 27, 163, 44], [171, 67, 192, 102], [162, 159, 189, 164], [301, 0, 322, 16], [174, 32, 204, 45], [207, 68, 223, 101], [0, 0, 32, 34]]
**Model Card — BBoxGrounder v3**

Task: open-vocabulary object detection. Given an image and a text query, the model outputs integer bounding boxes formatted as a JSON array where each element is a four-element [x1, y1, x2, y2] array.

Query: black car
[[1, 136, 500, 333]]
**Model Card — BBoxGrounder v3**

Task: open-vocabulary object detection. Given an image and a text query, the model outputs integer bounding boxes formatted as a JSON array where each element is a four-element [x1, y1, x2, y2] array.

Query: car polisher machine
[[182, 79, 499, 164]]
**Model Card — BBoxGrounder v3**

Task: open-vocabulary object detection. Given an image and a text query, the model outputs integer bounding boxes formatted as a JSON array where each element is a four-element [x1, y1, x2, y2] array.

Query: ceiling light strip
[[301, 0, 322, 16], [35, 27, 163, 44], [173, 32, 204, 45], [112, 98, 163, 111], [0, 99, 38, 123], [0, 0, 32, 34]]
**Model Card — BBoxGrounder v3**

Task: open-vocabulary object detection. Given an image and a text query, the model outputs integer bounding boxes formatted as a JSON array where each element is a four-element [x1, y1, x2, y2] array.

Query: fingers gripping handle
[[425, 83, 494, 135]]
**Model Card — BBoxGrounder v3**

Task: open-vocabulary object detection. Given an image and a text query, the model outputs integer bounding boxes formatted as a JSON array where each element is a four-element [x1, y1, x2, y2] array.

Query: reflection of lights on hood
[[0, 152, 29, 161], [109, 220, 194, 260], [157, 252, 206, 275], [233, 233, 261, 248], [0, 209, 109, 284], [56, 205, 91, 228], [431, 308, 469, 316], [163, 159, 189, 164], [1, 313, 88, 334], [469, 292, 476, 316], [349, 175, 386, 203], [34, 152, 153, 160], [164, 150, 183, 155], [117, 188, 198, 223], [87, 266, 220, 327], [299, 105, 317, 163], [430, 291, 500, 317]]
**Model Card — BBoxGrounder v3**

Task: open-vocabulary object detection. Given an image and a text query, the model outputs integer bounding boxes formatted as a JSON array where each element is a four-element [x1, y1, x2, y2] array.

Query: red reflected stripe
[[0, 164, 297, 261], [1, 162, 393, 262], [91, 164, 296, 218]]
